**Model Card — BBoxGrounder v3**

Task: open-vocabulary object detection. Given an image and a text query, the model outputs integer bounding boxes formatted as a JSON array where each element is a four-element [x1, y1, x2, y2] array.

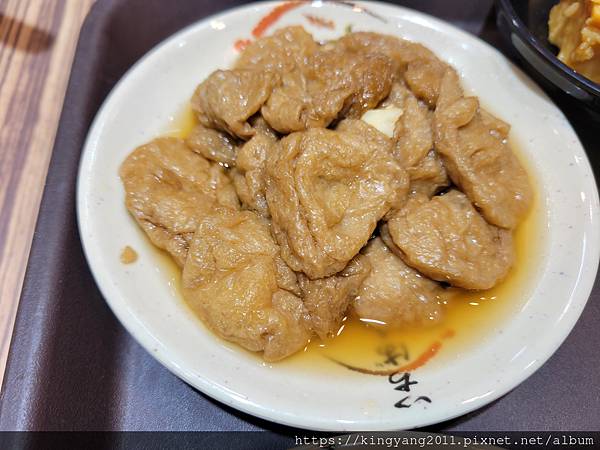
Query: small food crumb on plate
[[120, 246, 138, 264]]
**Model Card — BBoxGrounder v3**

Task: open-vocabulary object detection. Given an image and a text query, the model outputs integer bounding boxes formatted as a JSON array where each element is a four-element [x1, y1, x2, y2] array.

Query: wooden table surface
[[0, 0, 95, 389]]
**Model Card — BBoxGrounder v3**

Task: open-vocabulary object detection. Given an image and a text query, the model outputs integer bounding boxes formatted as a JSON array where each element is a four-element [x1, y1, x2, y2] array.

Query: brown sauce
[[154, 105, 546, 374]]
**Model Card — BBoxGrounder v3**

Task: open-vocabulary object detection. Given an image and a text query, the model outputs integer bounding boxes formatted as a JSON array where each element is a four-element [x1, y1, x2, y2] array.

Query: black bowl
[[496, 0, 600, 111]]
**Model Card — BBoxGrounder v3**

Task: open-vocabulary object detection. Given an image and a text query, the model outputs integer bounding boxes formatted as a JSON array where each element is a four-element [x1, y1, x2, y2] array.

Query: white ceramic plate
[[77, 1, 600, 431]]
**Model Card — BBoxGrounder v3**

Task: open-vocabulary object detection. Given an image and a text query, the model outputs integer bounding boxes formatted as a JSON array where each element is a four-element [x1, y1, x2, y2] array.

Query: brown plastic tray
[[0, 0, 598, 433]]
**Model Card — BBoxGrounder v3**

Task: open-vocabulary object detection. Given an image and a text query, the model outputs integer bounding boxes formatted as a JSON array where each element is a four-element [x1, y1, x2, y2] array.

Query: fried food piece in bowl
[[335, 31, 439, 74], [182, 208, 311, 362], [377, 81, 449, 198], [119, 137, 239, 267], [299, 254, 371, 339], [191, 69, 278, 139], [231, 133, 276, 217], [380, 81, 433, 167], [235, 26, 319, 74], [352, 236, 447, 328], [549, 0, 600, 84], [334, 31, 449, 107], [387, 190, 514, 290], [266, 119, 408, 279], [185, 124, 239, 167], [434, 68, 532, 230], [406, 150, 450, 197], [262, 44, 395, 133]]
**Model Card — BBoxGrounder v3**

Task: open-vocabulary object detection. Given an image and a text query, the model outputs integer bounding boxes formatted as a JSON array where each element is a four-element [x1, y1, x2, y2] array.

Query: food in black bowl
[[496, 0, 600, 111], [548, 1, 600, 83]]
